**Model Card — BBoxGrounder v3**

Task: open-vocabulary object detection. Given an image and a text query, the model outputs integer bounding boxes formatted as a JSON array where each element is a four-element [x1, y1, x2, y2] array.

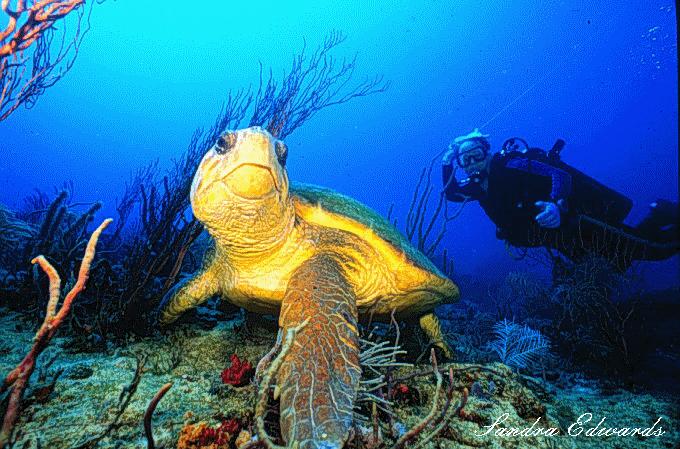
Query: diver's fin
[[575, 215, 680, 269], [634, 200, 679, 245]]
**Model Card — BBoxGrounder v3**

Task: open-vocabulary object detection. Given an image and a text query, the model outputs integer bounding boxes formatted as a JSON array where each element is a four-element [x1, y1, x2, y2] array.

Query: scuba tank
[[501, 138, 634, 224]]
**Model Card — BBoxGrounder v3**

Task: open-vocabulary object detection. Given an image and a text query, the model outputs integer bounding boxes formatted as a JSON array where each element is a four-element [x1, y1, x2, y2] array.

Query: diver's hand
[[535, 201, 561, 229]]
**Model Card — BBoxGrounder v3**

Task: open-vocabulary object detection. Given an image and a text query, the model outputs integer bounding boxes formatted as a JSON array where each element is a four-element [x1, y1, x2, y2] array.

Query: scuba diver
[[442, 129, 679, 270]]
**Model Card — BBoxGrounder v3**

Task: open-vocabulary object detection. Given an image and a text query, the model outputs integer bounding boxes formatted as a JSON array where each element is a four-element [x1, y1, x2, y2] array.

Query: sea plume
[[489, 319, 549, 369]]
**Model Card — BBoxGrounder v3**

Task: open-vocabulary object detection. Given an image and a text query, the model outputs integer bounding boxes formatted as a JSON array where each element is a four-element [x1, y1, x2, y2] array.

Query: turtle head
[[191, 126, 293, 251]]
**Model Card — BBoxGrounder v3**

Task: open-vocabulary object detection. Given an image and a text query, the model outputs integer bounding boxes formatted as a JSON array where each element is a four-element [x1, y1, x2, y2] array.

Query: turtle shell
[[291, 182, 446, 278]]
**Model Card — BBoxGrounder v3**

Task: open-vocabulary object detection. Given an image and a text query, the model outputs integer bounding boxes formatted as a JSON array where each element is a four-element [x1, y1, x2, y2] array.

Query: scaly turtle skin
[[159, 127, 459, 449]]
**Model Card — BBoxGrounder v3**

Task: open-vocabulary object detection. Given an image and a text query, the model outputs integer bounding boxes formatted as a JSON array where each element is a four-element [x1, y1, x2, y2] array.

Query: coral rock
[[177, 419, 241, 449]]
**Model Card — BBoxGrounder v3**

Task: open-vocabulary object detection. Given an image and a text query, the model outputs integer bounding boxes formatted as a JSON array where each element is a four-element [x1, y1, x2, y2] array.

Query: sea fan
[[490, 319, 549, 369]]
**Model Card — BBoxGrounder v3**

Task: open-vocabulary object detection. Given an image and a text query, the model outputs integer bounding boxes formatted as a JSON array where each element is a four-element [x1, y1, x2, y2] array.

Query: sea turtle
[[159, 126, 459, 449]]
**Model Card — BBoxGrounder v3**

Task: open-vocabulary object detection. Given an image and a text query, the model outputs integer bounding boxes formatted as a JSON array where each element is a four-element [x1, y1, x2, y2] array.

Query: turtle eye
[[215, 131, 237, 155], [275, 140, 288, 167]]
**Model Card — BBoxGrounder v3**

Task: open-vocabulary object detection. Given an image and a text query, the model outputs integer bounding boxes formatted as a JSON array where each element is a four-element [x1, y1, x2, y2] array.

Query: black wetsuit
[[443, 151, 679, 269], [443, 151, 573, 246]]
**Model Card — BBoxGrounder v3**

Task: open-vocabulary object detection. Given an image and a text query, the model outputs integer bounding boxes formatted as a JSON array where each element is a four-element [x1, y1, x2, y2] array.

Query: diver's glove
[[535, 200, 564, 229]]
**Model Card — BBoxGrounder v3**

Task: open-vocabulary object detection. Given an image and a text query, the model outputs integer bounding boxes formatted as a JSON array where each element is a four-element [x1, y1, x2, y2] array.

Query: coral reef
[[453, 254, 669, 383], [389, 350, 469, 449], [547, 255, 643, 374], [0, 218, 110, 446], [0, 312, 676, 448]]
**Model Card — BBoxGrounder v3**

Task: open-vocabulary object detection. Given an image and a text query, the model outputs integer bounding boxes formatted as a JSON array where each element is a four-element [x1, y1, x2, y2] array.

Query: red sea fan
[[220, 354, 254, 387], [218, 418, 240, 436]]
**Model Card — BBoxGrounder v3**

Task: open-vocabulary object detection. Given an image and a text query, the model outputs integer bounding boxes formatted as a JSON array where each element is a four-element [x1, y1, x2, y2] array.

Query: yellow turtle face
[[191, 126, 291, 244]]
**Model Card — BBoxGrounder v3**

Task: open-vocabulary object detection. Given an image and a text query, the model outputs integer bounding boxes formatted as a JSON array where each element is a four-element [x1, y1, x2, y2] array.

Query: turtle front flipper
[[276, 254, 361, 449], [158, 261, 221, 325]]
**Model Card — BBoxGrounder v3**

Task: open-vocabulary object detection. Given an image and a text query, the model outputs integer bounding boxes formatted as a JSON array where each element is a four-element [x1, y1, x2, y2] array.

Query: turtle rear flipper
[[276, 254, 361, 449], [419, 313, 454, 360]]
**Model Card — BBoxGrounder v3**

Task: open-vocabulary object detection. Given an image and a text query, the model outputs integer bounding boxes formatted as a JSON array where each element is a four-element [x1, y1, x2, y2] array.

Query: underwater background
[[0, 1, 678, 448], [1, 0, 677, 287]]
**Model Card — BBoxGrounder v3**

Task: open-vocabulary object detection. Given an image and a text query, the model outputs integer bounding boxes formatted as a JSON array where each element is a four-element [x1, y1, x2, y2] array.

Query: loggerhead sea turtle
[[159, 126, 459, 449]]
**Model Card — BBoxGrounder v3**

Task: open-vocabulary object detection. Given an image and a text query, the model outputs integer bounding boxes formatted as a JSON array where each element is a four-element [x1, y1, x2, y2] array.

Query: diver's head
[[190, 126, 293, 250], [450, 128, 491, 176]]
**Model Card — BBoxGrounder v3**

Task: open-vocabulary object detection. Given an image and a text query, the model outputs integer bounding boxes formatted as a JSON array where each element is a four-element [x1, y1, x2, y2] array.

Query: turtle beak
[[223, 163, 280, 199], [220, 130, 281, 199]]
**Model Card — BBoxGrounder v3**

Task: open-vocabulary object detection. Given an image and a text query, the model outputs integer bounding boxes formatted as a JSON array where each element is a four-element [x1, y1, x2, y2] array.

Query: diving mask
[[457, 144, 488, 168], [451, 128, 490, 168]]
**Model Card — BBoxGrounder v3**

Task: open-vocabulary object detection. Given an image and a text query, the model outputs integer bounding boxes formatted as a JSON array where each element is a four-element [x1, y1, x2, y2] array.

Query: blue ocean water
[[0, 0, 677, 287]]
